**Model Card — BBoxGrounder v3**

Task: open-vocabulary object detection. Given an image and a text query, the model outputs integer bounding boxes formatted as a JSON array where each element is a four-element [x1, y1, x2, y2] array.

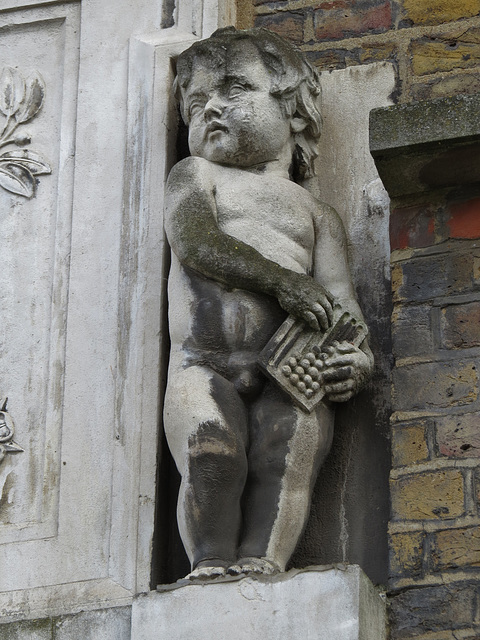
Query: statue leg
[[164, 363, 249, 573], [237, 383, 334, 572]]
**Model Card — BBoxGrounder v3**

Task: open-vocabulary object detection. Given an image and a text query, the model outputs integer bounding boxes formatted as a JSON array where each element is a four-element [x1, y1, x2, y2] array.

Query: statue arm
[[313, 204, 374, 399], [164, 157, 334, 330]]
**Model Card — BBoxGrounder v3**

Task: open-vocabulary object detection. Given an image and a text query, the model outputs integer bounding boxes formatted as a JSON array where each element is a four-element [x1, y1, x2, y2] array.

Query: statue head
[[174, 27, 322, 181]]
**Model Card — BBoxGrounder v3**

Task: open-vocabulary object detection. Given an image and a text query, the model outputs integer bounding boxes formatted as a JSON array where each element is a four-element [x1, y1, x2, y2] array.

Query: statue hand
[[322, 341, 373, 402], [276, 272, 334, 331]]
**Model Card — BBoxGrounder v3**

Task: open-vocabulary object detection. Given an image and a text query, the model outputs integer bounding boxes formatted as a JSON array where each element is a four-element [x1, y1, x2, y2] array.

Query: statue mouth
[[205, 121, 228, 136]]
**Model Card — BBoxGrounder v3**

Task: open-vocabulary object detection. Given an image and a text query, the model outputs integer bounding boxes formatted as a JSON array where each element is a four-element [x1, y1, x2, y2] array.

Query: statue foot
[[185, 559, 229, 581], [228, 557, 280, 577]]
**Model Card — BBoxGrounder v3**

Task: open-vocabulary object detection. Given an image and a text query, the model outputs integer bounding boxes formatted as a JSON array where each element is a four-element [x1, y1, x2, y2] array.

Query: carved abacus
[[258, 311, 368, 412]]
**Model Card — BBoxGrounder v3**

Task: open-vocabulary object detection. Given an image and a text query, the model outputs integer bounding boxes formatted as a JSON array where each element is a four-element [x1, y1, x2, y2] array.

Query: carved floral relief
[[0, 67, 51, 198], [0, 398, 23, 465]]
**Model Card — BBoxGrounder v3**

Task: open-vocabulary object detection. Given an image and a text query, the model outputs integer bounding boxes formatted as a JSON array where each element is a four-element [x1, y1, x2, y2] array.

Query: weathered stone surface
[[395, 0, 480, 26], [132, 566, 386, 640], [370, 94, 480, 197], [389, 582, 480, 638], [389, 531, 424, 579], [314, 1, 392, 41], [441, 301, 480, 349], [392, 361, 478, 411], [411, 29, 480, 76], [370, 94, 480, 154], [392, 304, 433, 358], [54, 607, 131, 640], [0, 618, 53, 640], [392, 422, 430, 467], [436, 412, 480, 458], [391, 469, 465, 521], [0, 607, 132, 640], [431, 526, 480, 571]]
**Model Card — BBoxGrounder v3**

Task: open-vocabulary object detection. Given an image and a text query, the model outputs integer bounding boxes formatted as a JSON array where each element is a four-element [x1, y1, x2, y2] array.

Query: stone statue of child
[[163, 27, 373, 580]]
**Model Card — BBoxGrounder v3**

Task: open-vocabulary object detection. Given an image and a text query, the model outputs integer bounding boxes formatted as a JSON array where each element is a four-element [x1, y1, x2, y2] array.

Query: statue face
[[182, 42, 293, 168]]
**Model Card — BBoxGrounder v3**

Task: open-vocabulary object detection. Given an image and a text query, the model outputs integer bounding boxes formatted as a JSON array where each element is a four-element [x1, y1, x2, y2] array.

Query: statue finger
[[325, 379, 355, 395], [310, 303, 329, 331], [328, 390, 355, 403], [323, 366, 353, 382], [335, 341, 357, 354], [324, 354, 355, 367], [317, 296, 333, 324], [304, 310, 320, 331]]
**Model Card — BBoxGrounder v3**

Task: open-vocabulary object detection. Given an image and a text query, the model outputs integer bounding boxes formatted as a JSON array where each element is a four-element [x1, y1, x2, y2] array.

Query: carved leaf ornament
[[0, 398, 23, 465], [0, 67, 51, 198]]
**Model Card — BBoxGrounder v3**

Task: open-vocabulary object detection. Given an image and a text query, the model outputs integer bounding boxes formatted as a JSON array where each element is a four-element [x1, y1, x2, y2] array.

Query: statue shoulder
[[167, 156, 216, 191]]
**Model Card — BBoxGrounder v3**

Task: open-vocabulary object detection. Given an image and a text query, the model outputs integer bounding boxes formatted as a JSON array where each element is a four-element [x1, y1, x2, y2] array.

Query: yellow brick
[[432, 526, 480, 570], [402, 0, 480, 25], [391, 264, 405, 302], [392, 423, 429, 467], [391, 469, 464, 521], [411, 39, 480, 76], [390, 531, 424, 577]]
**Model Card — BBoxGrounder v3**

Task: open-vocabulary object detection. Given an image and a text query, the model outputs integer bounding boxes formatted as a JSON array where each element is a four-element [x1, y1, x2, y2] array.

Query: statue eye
[[188, 99, 206, 118], [228, 83, 248, 99]]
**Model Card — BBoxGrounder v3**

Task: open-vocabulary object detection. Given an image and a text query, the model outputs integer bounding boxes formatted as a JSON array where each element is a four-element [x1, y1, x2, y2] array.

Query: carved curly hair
[[175, 27, 322, 181]]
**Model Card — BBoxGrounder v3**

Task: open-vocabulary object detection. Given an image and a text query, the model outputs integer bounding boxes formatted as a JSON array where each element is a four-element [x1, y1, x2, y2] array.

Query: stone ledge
[[369, 93, 480, 197], [132, 565, 386, 640]]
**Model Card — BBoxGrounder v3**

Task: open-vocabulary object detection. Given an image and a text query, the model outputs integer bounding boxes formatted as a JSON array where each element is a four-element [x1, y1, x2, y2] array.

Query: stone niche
[[157, 58, 397, 587]]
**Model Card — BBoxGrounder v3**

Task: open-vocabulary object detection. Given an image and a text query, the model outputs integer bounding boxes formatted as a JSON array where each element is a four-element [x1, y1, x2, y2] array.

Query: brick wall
[[236, 0, 480, 103], [388, 193, 480, 638]]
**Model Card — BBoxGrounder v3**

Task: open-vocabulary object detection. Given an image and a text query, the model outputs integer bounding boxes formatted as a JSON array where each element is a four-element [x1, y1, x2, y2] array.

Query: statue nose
[[204, 95, 224, 119]]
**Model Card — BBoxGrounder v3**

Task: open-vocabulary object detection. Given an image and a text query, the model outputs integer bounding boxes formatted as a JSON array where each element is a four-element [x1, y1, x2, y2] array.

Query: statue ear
[[291, 116, 307, 133]]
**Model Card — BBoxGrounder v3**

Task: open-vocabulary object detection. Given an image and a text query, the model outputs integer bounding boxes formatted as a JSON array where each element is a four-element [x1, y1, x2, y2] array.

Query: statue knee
[[187, 421, 248, 489]]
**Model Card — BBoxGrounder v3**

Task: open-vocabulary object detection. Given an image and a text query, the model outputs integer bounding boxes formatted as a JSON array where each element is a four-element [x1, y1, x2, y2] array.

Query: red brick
[[256, 11, 305, 44], [314, 1, 392, 41], [448, 197, 480, 240], [441, 302, 480, 349], [390, 204, 435, 250], [436, 412, 480, 458]]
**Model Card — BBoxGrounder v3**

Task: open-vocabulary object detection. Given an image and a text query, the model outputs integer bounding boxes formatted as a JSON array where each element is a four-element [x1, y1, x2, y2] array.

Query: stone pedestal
[[131, 565, 386, 640]]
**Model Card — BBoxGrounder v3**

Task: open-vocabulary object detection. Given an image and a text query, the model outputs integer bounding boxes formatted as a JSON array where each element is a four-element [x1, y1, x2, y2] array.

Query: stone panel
[[54, 607, 131, 640], [0, 2, 79, 544]]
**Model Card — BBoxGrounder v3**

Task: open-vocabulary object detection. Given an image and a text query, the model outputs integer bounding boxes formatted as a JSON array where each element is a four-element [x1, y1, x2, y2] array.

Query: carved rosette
[[0, 67, 51, 198], [0, 398, 24, 464]]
